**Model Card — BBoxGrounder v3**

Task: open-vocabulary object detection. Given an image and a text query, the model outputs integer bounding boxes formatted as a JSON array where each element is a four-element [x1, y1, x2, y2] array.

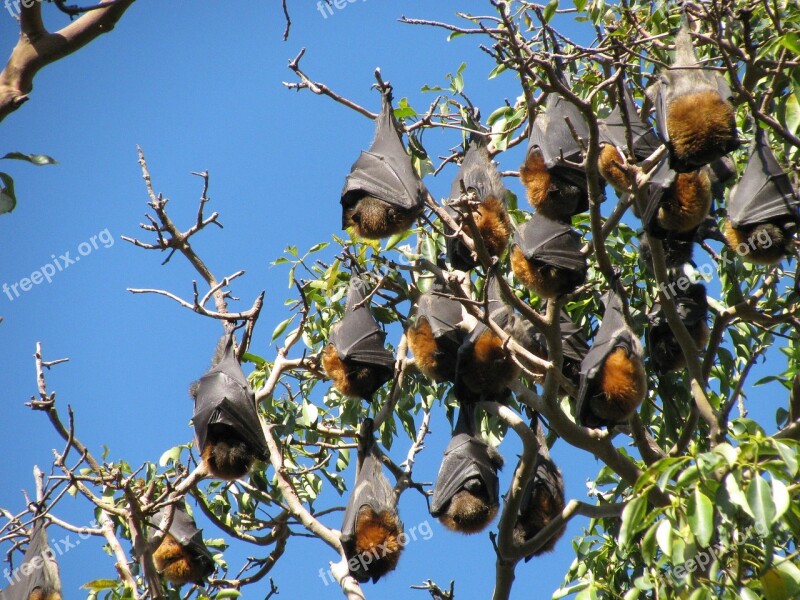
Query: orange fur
[[475, 196, 512, 257], [598, 144, 630, 193], [353, 507, 403, 580], [459, 329, 519, 395], [322, 344, 387, 399], [28, 590, 61, 600], [201, 424, 254, 481], [344, 196, 418, 240], [723, 219, 794, 265], [154, 534, 208, 586], [667, 91, 737, 167], [439, 489, 498, 534], [519, 150, 551, 210], [407, 319, 448, 381], [590, 347, 646, 424], [510, 246, 584, 298], [513, 475, 566, 556], [657, 169, 712, 232]]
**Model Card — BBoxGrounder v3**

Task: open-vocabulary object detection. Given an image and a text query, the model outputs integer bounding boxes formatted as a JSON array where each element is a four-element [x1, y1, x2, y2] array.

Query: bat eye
[[351, 211, 362, 225]]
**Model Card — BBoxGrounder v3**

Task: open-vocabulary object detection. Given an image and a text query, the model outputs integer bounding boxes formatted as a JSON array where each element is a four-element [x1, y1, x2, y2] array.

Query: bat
[[191, 333, 269, 481], [709, 155, 737, 202], [525, 310, 588, 383], [650, 25, 740, 172], [576, 290, 647, 428], [647, 282, 709, 375], [322, 276, 395, 400], [638, 229, 695, 275], [340, 419, 403, 583], [599, 86, 662, 193], [406, 279, 467, 382], [151, 502, 215, 586], [485, 275, 539, 355], [520, 94, 595, 221], [513, 415, 566, 561], [642, 158, 712, 238], [724, 128, 800, 265], [431, 405, 504, 534], [510, 212, 588, 298], [445, 137, 513, 270], [0, 523, 61, 600], [341, 89, 427, 239]]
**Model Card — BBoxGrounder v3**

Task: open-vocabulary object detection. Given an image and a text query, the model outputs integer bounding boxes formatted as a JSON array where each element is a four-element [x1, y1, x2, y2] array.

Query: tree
[[1, 1, 800, 599]]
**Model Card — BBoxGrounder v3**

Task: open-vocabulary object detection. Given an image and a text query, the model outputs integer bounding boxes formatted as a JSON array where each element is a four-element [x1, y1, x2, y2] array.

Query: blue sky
[[0, 2, 790, 599]]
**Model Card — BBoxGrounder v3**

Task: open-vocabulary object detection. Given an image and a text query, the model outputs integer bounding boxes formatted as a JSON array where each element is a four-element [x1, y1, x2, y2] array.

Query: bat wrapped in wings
[[445, 136, 513, 270], [0, 523, 61, 600], [723, 128, 800, 265], [340, 419, 403, 583], [641, 157, 712, 239], [647, 281, 709, 375], [520, 94, 598, 221], [150, 502, 215, 586], [431, 405, 504, 534], [192, 333, 269, 481], [576, 290, 646, 428], [323, 276, 395, 400], [649, 25, 740, 172], [341, 89, 427, 239], [510, 212, 588, 298]]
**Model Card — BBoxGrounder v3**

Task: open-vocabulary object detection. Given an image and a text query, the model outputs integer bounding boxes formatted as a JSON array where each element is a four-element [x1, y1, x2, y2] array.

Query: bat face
[[576, 291, 647, 428], [151, 504, 215, 586], [340, 91, 427, 239], [514, 453, 566, 560], [1, 525, 61, 600], [192, 334, 268, 480], [341, 433, 403, 583]]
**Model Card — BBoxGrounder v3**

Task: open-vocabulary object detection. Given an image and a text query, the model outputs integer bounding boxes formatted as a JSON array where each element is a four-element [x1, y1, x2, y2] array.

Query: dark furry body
[[510, 246, 587, 298], [343, 196, 420, 240], [513, 460, 566, 558], [520, 150, 586, 220], [657, 169, 712, 233], [352, 507, 403, 582], [153, 534, 209, 586], [458, 329, 520, 395], [723, 219, 797, 265], [437, 446, 504, 534], [407, 318, 459, 382], [666, 91, 738, 171], [650, 320, 709, 375], [322, 344, 391, 399], [588, 347, 647, 425], [202, 424, 256, 481]]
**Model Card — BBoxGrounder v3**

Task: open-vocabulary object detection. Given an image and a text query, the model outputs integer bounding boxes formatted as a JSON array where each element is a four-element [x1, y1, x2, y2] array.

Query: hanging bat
[[724, 128, 800, 265], [638, 229, 695, 275], [525, 310, 588, 383], [599, 86, 662, 193], [576, 290, 647, 428], [445, 137, 513, 270], [0, 523, 61, 600], [431, 405, 504, 534], [485, 275, 539, 355], [322, 276, 395, 400], [641, 158, 712, 238], [191, 333, 269, 481], [151, 502, 215, 586], [406, 279, 467, 383], [513, 415, 566, 560], [709, 155, 737, 202], [647, 282, 709, 375], [510, 212, 588, 298], [649, 25, 740, 172], [340, 419, 403, 583], [341, 89, 427, 239], [520, 94, 595, 221]]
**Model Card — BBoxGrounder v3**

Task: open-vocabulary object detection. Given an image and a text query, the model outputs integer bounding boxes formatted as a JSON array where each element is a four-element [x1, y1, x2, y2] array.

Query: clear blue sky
[[0, 2, 789, 599]]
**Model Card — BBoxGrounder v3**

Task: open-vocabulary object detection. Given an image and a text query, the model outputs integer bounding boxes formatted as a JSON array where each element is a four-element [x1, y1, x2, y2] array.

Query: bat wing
[[330, 277, 396, 369], [708, 156, 737, 201], [153, 504, 215, 577], [559, 310, 589, 363], [450, 137, 506, 203], [516, 214, 585, 271], [192, 335, 268, 457], [415, 283, 465, 348], [485, 275, 515, 331], [728, 129, 800, 227], [430, 433, 500, 516], [340, 444, 397, 544], [600, 87, 661, 161], [341, 92, 427, 213], [0, 523, 60, 600], [541, 95, 589, 167], [642, 158, 678, 238], [652, 77, 671, 145]]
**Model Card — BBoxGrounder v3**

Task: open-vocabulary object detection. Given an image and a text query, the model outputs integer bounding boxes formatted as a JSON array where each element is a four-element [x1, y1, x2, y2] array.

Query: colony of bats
[[4, 20, 798, 597]]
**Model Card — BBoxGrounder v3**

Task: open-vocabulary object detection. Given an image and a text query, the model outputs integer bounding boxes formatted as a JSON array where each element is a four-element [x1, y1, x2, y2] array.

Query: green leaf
[[271, 316, 295, 342], [82, 580, 119, 590], [0, 172, 16, 215], [1, 152, 58, 165], [739, 588, 762, 600], [746, 474, 776, 534], [619, 495, 647, 548], [656, 518, 673, 557], [688, 487, 714, 547], [158, 445, 183, 466], [785, 94, 800, 136], [770, 477, 790, 522], [300, 400, 319, 427], [216, 591, 242, 598], [543, 0, 559, 23], [778, 33, 800, 55]]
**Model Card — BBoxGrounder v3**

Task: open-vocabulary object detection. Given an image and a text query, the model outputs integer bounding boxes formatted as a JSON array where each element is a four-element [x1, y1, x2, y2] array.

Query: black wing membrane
[[340, 91, 427, 221], [330, 276, 396, 370], [514, 213, 586, 272], [642, 158, 679, 239], [527, 94, 589, 189], [728, 128, 800, 227], [559, 310, 589, 363], [0, 523, 60, 600], [430, 407, 501, 518], [151, 503, 215, 578], [599, 86, 661, 161], [193, 333, 268, 460], [414, 279, 465, 349]]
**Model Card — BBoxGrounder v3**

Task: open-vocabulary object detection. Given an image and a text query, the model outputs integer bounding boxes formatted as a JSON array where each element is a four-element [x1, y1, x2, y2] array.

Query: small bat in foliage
[[341, 88, 427, 239], [340, 419, 403, 583], [446, 136, 513, 270], [598, 86, 662, 193], [576, 290, 647, 428], [151, 502, 215, 587], [191, 333, 269, 481], [513, 415, 566, 561], [322, 276, 395, 400], [649, 25, 740, 172], [520, 94, 599, 221], [641, 158, 712, 238], [431, 405, 504, 534], [647, 282, 709, 375], [724, 128, 800, 265], [510, 212, 587, 298], [0, 523, 61, 600], [406, 279, 467, 383]]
